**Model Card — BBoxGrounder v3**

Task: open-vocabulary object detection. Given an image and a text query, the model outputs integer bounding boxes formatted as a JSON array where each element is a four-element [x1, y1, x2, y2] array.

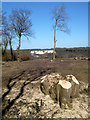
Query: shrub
[[2, 50, 32, 61], [2, 51, 17, 61], [19, 52, 31, 61], [2, 53, 12, 61]]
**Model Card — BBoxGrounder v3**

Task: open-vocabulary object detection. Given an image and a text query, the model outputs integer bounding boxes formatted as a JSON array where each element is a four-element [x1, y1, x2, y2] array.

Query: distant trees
[[10, 9, 33, 62], [51, 4, 70, 60]]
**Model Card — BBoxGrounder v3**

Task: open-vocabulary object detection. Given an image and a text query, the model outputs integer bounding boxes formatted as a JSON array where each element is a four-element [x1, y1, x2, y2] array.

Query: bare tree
[[10, 8, 33, 62], [2, 12, 15, 60], [52, 4, 70, 60], [2, 12, 8, 55]]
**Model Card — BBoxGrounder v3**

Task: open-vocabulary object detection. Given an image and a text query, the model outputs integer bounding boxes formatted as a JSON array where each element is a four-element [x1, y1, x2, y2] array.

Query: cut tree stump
[[66, 75, 79, 98], [40, 73, 79, 109], [57, 80, 72, 109]]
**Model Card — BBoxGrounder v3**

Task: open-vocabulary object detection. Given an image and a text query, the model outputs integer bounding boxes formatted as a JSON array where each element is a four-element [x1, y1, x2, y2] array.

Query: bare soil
[[2, 59, 88, 119]]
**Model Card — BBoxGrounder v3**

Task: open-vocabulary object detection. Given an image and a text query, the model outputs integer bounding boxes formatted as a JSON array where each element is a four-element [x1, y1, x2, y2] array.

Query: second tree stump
[[57, 80, 72, 108]]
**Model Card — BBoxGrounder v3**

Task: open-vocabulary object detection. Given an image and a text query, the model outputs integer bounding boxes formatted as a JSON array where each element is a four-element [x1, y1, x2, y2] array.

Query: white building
[[30, 50, 54, 55]]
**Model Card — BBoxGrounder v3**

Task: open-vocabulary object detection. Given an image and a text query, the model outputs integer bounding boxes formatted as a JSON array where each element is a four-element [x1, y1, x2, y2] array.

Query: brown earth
[[2, 59, 89, 119]]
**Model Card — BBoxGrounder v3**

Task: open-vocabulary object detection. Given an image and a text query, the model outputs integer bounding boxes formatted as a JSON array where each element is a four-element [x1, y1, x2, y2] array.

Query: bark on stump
[[40, 78, 50, 95], [57, 80, 72, 109], [49, 83, 57, 102], [66, 75, 79, 98]]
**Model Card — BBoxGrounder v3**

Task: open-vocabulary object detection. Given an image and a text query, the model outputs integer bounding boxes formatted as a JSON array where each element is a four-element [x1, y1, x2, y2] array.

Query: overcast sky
[[2, 2, 88, 49]]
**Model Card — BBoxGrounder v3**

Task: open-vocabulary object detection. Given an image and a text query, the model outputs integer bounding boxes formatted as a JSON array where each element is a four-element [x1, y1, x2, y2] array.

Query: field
[[2, 58, 88, 119]]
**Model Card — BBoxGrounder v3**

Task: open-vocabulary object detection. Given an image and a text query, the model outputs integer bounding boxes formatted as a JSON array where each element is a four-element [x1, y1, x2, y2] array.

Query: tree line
[[2, 4, 70, 62]]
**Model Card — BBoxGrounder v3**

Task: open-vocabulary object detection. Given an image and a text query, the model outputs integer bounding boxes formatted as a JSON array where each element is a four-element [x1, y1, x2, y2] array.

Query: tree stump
[[66, 75, 79, 98], [57, 80, 72, 109], [40, 73, 63, 101]]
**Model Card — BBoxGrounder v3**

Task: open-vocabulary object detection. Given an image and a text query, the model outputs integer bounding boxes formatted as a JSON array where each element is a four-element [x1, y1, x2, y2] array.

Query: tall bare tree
[[10, 8, 32, 62], [52, 4, 70, 60]]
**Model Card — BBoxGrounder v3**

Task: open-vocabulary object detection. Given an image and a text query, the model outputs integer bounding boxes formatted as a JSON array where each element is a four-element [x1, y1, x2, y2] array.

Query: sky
[[1, 0, 89, 2], [2, 2, 88, 49]]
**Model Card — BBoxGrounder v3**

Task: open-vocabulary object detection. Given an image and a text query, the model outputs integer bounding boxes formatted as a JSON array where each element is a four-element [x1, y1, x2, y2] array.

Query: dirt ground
[[2, 59, 89, 119]]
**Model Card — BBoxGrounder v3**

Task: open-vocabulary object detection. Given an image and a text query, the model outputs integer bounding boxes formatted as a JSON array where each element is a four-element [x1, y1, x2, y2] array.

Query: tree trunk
[[17, 34, 21, 62], [4, 40, 8, 55], [57, 80, 72, 109], [53, 20, 57, 61], [2, 47, 4, 55], [66, 75, 79, 98], [9, 39, 14, 61]]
